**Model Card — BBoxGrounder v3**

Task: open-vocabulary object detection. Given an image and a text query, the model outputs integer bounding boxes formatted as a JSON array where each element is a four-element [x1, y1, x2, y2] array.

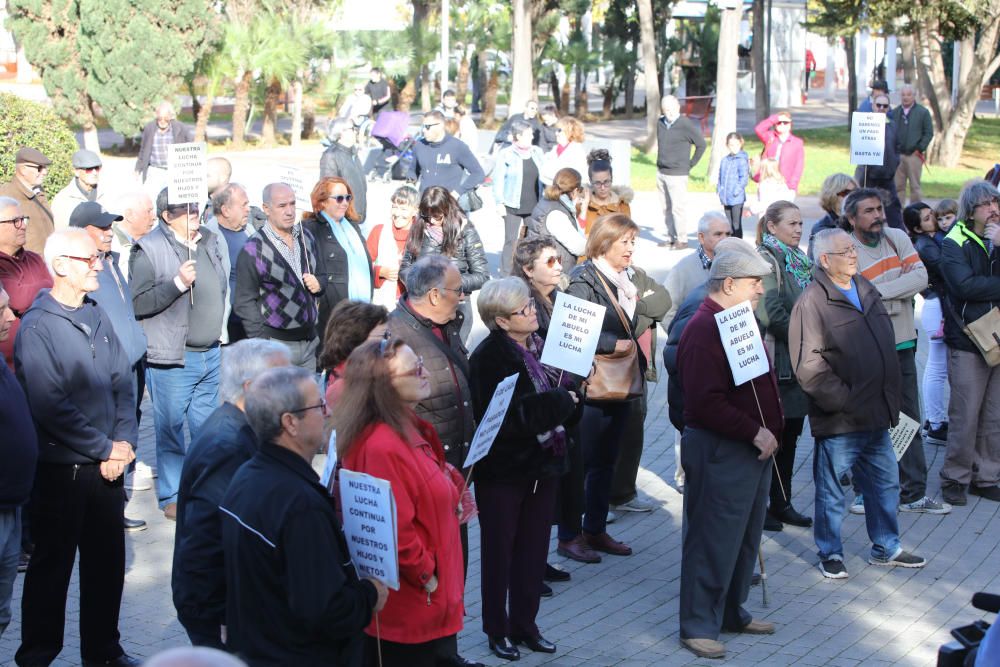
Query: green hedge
[[0, 93, 80, 199]]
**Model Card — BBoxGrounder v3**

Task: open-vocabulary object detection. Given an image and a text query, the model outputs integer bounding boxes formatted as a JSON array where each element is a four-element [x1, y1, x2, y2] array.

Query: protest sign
[[275, 164, 314, 216], [167, 142, 208, 205], [850, 112, 885, 166], [889, 412, 921, 462], [714, 300, 769, 386], [539, 291, 606, 377], [464, 373, 519, 468], [339, 469, 399, 590]]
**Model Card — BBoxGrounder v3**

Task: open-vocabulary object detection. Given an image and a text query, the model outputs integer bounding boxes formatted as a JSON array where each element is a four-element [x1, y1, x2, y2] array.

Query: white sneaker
[[135, 462, 157, 478], [125, 474, 152, 491], [606, 510, 620, 524], [849, 494, 865, 515]]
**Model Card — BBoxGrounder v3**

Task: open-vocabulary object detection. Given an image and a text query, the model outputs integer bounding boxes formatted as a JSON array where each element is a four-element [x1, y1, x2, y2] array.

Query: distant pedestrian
[[540, 117, 588, 186], [320, 118, 368, 221], [409, 111, 486, 201], [492, 120, 545, 273], [364, 67, 392, 114], [853, 93, 903, 230], [717, 132, 749, 238], [753, 110, 804, 195], [51, 150, 108, 229], [135, 101, 194, 197], [655, 96, 706, 249], [891, 84, 934, 205]]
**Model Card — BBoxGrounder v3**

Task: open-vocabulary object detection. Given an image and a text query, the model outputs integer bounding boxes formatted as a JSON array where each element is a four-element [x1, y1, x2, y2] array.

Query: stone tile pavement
[[3, 183, 997, 667]]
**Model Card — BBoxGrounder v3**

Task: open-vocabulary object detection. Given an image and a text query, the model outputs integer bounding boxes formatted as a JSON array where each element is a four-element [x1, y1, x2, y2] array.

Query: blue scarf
[[321, 211, 372, 302]]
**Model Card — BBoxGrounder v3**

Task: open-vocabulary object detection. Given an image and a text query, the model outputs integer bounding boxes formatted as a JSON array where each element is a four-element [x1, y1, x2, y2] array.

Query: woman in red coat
[[335, 338, 467, 667]]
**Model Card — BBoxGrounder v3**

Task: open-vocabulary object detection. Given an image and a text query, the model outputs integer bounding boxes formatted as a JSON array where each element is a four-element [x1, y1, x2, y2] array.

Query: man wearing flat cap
[[52, 150, 108, 229], [676, 240, 781, 659], [0, 147, 55, 255]]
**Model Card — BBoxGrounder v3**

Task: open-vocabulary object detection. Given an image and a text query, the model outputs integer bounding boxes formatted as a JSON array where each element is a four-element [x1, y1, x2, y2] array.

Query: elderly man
[[220, 366, 388, 665], [135, 101, 194, 195], [891, 84, 934, 205], [791, 228, 926, 579], [938, 180, 1000, 505], [754, 110, 805, 194], [207, 183, 253, 343], [234, 183, 323, 369], [841, 188, 946, 515], [409, 111, 486, 198], [675, 245, 780, 659], [173, 339, 291, 649], [0, 282, 36, 640], [655, 95, 706, 250], [0, 196, 52, 368], [131, 188, 228, 520], [0, 147, 54, 254], [320, 118, 368, 221], [52, 150, 107, 228], [665, 211, 733, 321], [14, 229, 140, 667], [111, 191, 157, 278]]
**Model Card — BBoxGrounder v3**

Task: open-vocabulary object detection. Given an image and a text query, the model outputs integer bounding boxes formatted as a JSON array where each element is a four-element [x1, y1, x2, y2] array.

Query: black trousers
[[679, 428, 769, 640], [502, 210, 531, 275], [557, 428, 585, 541], [366, 634, 456, 667], [610, 387, 647, 506], [770, 416, 805, 511], [724, 204, 744, 238], [178, 614, 227, 651], [580, 400, 632, 535], [16, 463, 126, 666]]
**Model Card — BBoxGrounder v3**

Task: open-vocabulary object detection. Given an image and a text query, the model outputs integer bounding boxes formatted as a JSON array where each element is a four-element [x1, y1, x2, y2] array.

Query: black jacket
[[386, 298, 474, 468], [566, 261, 646, 372], [469, 331, 581, 483], [400, 222, 489, 295], [914, 233, 947, 300], [656, 115, 706, 176], [663, 284, 708, 432], [319, 143, 368, 221], [14, 290, 137, 464], [135, 119, 194, 178], [526, 198, 581, 270], [493, 113, 542, 149], [172, 402, 257, 629], [303, 214, 375, 337], [408, 134, 485, 195], [221, 443, 377, 667], [0, 362, 37, 509], [939, 220, 1000, 353]]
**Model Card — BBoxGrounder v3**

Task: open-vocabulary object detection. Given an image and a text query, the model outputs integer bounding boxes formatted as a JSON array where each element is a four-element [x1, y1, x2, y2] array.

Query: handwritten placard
[[850, 112, 885, 166], [714, 300, 769, 386], [167, 142, 208, 205], [464, 373, 519, 468], [539, 291, 606, 377], [338, 469, 399, 590], [275, 164, 314, 216], [889, 412, 921, 462]]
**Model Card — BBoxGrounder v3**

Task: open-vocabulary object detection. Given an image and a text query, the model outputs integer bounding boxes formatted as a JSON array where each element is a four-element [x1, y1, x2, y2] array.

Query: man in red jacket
[[754, 111, 805, 195], [0, 196, 52, 369]]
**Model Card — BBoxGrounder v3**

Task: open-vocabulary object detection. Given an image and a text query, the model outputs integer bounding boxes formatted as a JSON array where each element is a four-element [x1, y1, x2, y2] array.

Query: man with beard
[[842, 188, 948, 516]]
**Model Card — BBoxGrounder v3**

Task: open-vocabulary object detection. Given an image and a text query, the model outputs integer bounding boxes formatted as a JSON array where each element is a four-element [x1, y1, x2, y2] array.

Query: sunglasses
[[837, 188, 856, 198], [542, 255, 562, 268], [775, 120, 791, 126], [422, 123, 441, 130], [0, 215, 29, 229], [327, 194, 353, 204], [81, 166, 102, 173], [874, 104, 890, 109], [61, 254, 102, 268]]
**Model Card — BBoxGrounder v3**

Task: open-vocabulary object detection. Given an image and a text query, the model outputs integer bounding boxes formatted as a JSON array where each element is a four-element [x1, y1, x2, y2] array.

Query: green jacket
[[890, 103, 933, 155], [632, 266, 671, 382]]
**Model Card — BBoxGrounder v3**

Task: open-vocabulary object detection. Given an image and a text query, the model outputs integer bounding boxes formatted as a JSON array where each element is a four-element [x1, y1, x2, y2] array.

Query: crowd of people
[[0, 80, 998, 667]]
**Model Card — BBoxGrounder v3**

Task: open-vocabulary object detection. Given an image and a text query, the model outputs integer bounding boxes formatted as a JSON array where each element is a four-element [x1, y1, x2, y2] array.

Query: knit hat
[[709, 238, 773, 280]]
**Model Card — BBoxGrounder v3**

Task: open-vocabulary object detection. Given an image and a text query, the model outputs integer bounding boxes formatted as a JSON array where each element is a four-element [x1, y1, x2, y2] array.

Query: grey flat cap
[[709, 239, 773, 280], [72, 150, 103, 169], [15, 147, 51, 166]]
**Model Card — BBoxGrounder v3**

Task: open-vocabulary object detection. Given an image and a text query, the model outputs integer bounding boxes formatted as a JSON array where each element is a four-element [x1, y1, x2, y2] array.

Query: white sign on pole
[[338, 469, 400, 590], [539, 291, 607, 377], [275, 165, 314, 216], [850, 112, 886, 166], [464, 373, 519, 468], [889, 412, 921, 462], [167, 142, 208, 205], [714, 300, 770, 386]]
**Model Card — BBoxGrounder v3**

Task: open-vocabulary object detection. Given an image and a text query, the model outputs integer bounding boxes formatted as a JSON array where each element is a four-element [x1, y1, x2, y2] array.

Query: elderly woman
[[336, 338, 466, 667], [754, 201, 814, 531], [584, 149, 632, 235], [493, 120, 545, 273], [559, 214, 647, 559], [303, 177, 374, 336], [318, 299, 389, 405], [470, 277, 581, 661], [368, 185, 419, 310], [527, 168, 587, 270], [540, 116, 588, 186], [807, 173, 857, 259]]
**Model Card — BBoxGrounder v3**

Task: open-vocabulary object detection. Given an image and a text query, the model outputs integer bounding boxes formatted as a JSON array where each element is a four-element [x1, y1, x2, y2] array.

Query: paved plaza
[[2, 141, 999, 666]]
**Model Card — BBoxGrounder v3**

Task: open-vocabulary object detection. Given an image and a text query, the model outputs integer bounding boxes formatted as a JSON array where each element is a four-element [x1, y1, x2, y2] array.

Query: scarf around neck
[[513, 333, 570, 456], [762, 233, 813, 289], [594, 256, 637, 319]]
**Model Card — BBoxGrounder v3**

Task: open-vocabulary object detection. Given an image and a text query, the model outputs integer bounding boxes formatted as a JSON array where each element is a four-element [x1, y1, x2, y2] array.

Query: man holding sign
[[675, 245, 782, 659]]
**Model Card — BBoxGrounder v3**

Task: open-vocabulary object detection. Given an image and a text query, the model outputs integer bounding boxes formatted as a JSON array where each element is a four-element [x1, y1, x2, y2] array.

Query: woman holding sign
[[469, 277, 582, 661], [336, 339, 468, 667]]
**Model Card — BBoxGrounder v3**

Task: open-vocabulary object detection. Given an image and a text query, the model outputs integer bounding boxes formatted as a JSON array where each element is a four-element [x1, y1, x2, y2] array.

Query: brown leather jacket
[[0, 178, 54, 255]]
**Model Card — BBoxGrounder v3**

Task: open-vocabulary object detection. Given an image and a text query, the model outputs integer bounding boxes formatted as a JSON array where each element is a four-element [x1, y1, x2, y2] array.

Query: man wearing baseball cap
[[676, 240, 782, 659], [52, 150, 108, 229], [0, 147, 54, 255]]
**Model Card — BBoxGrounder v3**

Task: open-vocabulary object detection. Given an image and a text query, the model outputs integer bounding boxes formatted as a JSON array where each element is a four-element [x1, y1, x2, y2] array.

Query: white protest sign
[[338, 469, 399, 590], [275, 164, 315, 216], [850, 112, 885, 166], [464, 373, 519, 468], [539, 291, 606, 377], [714, 301, 770, 386], [167, 142, 208, 205], [889, 412, 921, 462]]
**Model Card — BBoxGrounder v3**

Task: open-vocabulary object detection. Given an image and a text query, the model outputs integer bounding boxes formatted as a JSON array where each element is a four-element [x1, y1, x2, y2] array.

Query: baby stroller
[[364, 111, 415, 183]]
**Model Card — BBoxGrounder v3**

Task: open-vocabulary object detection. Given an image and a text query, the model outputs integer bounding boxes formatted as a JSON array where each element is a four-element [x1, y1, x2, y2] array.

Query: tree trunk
[[188, 79, 201, 123], [261, 77, 282, 147], [707, 5, 741, 186], [624, 64, 635, 119], [194, 92, 215, 143], [510, 0, 533, 112], [561, 67, 571, 117], [602, 79, 616, 119], [232, 70, 252, 148], [575, 65, 585, 116], [81, 123, 101, 153], [751, 0, 769, 121], [456, 53, 471, 104], [845, 34, 858, 127], [290, 78, 304, 148], [482, 65, 500, 126], [550, 69, 562, 113], [899, 35, 916, 87], [398, 79, 417, 112], [420, 64, 432, 111], [303, 97, 316, 140], [636, 0, 660, 152]]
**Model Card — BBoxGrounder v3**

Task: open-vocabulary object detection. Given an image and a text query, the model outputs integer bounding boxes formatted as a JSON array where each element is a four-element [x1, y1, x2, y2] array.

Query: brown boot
[[583, 531, 633, 556], [556, 535, 602, 563], [680, 638, 725, 659]]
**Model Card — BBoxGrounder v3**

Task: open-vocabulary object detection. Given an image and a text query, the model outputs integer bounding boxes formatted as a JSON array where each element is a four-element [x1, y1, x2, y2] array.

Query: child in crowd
[[367, 185, 419, 309], [717, 132, 749, 238], [935, 199, 958, 232], [749, 158, 795, 218]]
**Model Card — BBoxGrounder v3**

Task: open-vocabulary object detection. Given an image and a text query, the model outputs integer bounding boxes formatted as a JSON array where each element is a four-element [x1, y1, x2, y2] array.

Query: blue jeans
[[146, 346, 221, 508], [814, 430, 901, 561], [0, 507, 20, 638]]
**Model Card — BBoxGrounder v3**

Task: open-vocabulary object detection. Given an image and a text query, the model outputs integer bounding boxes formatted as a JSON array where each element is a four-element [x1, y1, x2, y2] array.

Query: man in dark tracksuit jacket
[[409, 111, 485, 197]]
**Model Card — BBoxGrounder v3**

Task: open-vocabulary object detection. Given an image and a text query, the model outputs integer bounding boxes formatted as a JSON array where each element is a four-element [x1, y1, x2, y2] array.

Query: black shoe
[[942, 482, 968, 506], [970, 485, 1000, 502], [444, 656, 485, 667], [540, 582, 553, 597], [763, 513, 783, 532], [544, 563, 570, 582], [772, 506, 813, 528], [124, 517, 147, 532], [513, 635, 557, 653], [926, 423, 949, 442], [488, 636, 520, 661], [82, 654, 142, 666]]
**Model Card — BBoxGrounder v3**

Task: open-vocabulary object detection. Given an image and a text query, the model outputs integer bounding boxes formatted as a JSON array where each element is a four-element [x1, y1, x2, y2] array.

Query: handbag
[[585, 270, 643, 401], [945, 297, 1000, 367], [458, 187, 483, 213]]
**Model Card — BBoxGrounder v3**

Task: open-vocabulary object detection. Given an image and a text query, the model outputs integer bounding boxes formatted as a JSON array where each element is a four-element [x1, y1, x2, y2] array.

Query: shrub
[[0, 93, 80, 198]]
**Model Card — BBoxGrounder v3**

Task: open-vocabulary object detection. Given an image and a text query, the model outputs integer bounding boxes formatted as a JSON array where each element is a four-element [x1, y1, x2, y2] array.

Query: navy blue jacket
[[663, 283, 709, 432], [408, 134, 485, 195], [0, 362, 37, 508], [14, 290, 137, 464], [91, 252, 147, 367]]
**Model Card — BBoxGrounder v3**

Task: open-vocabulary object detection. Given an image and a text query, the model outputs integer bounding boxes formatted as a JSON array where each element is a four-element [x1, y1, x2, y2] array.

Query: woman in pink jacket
[[754, 111, 805, 194]]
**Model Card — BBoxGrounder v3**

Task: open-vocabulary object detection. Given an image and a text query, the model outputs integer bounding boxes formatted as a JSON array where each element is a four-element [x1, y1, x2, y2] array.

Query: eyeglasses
[[288, 398, 329, 417], [327, 194, 353, 204], [23, 164, 48, 172], [61, 254, 102, 268], [510, 301, 537, 318], [592, 179, 612, 188], [542, 255, 562, 268], [436, 285, 463, 296], [0, 216, 29, 229], [837, 188, 856, 198], [826, 247, 858, 257], [396, 355, 425, 378], [974, 199, 1000, 211]]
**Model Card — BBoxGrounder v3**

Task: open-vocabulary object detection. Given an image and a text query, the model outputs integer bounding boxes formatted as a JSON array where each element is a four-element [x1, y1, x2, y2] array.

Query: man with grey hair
[[938, 180, 1000, 505], [206, 183, 253, 342], [220, 366, 387, 665], [51, 149, 108, 228], [173, 339, 291, 649], [890, 83, 934, 205], [665, 211, 732, 321], [320, 117, 368, 220], [135, 101, 194, 195], [110, 190, 156, 278], [0, 196, 52, 368], [655, 95, 706, 249], [791, 227, 925, 579], [676, 244, 780, 659]]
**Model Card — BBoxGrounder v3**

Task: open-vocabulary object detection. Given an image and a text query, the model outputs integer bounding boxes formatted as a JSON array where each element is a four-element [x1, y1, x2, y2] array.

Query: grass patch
[[631, 117, 1000, 199]]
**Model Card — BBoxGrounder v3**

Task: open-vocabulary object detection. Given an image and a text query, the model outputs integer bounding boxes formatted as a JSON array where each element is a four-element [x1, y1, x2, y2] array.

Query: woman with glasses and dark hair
[[584, 149, 632, 235], [303, 177, 374, 336], [336, 338, 469, 667], [469, 277, 581, 661], [400, 186, 488, 342]]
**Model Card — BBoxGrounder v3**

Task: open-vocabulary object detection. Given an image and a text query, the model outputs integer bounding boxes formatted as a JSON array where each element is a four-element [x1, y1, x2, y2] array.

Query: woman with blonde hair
[[806, 173, 857, 258], [540, 116, 588, 186]]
